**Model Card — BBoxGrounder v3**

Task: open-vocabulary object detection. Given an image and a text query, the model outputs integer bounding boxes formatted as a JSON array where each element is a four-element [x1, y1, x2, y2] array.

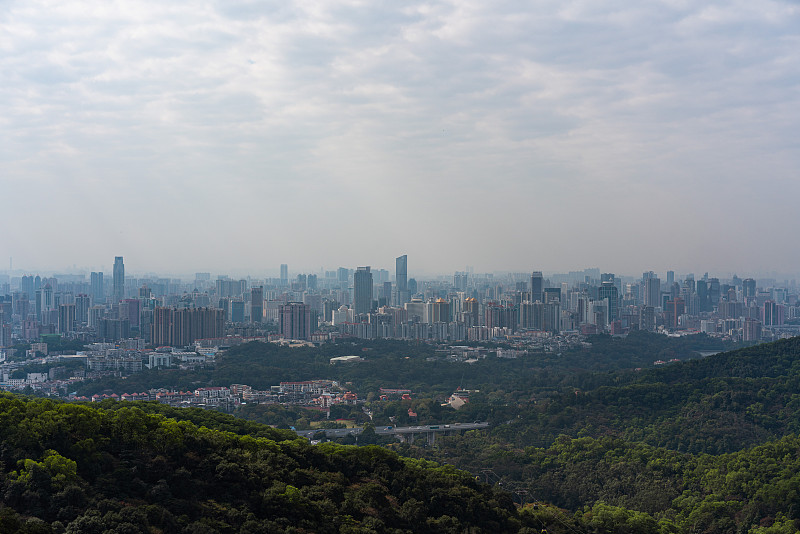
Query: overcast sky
[[1, 0, 798, 278]]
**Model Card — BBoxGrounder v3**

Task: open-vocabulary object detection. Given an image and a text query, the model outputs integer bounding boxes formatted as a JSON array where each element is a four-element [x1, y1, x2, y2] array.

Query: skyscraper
[[743, 278, 757, 299], [530, 271, 543, 303], [151, 307, 224, 347], [251, 286, 264, 323], [396, 255, 408, 306], [91, 272, 104, 303], [644, 276, 661, 308], [280, 264, 288, 285], [279, 302, 312, 340], [58, 304, 76, 334], [353, 266, 373, 315], [75, 294, 91, 325], [598, 281, 619, 321], [113, 256, 125, 303]]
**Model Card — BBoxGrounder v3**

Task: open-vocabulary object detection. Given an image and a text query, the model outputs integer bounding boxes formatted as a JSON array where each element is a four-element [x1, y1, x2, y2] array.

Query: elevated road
[[296, 422, 489, 444]]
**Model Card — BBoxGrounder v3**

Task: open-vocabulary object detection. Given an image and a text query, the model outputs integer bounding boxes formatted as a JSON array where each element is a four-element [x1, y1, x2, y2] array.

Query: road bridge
[[296, 422, 489, 445]]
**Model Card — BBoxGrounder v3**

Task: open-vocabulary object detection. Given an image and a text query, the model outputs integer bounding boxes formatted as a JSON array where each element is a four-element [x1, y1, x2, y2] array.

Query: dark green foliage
[[76, 334, 729, 399], [0, 395, 520, 532], [404, 336, 800, 533]]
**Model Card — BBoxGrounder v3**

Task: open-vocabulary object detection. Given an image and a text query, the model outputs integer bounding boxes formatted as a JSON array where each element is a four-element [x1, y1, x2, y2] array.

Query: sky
[[1, 0, 799, 278]]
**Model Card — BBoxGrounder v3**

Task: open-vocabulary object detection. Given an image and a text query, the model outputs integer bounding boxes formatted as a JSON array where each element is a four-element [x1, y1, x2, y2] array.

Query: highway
[[295, 421, 489, 440]]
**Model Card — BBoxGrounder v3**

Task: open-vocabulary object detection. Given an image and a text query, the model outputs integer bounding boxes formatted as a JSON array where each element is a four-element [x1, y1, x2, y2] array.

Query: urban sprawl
[[0, 256, 797, 405]]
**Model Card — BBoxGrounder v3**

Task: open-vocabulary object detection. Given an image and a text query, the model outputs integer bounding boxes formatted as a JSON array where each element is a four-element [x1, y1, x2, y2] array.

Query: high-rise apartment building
[[0, 323, 12, 348], [543, 287, 561, 304], [743, 318, 762, 341], [75, 294, 91, 325], [279, 302, 312, 340], [215, 279, 247, 298], [113, 256, 125, 303], [430, 298, 450, 323], [58, 304, 76, 334], [664, 298, 685, 329], [231, 300, 245, 323], [151, 307, 224, 347], [353, 266, 373, 315], [640, 306, 656, 331]]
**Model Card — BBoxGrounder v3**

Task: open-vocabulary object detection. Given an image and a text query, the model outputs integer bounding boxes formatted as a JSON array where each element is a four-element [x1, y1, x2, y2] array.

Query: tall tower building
[[91, 272, 104, 303], [21, 275, 34, 299], [75, 294, 91, 325], [743, 278, 757, 299], [598, 281, 619, 321], [530, 271, 543, 303], [396, 255, 408, 306], [353, 266, 373, 315], [279, 302, 312, 340], [58, 304, 76, 334], [280, 264, 289, 286], [113, 256, 125, 303], [251, 286, 264, 323], [644, 277, 661, 308]]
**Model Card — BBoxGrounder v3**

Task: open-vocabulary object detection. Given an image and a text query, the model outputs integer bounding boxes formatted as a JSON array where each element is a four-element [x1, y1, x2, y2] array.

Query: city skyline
[[2, 1, 799, 275], [1, 259, 799, 284], [3, 252, 795, 348]]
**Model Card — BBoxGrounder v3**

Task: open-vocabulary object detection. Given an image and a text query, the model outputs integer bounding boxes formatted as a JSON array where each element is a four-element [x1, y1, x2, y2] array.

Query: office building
[[113, 256, 125, 302], [644, 277, 661, 308], [598, 281, 619, 321], [280, 264, 289, 285], [743, 278, 757, 299], [353, 266, 373, 315], [231, 300, 245, 323], [251, 286, 264, 323], [396, 255, 408, 305], [530, 271, 543, 302]]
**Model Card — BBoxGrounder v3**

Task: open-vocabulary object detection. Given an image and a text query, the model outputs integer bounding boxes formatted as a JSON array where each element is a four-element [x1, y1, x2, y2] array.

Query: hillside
[[0, 395, 522, 533], [406, 336, 800, 533]]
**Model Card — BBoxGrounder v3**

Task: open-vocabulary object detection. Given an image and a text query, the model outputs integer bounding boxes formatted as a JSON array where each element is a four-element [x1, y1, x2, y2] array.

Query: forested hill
[[0, 394, 527, 533], [636, 335, 800, 383], [405, 336, 800, 533], [476, 335, 800, 454]]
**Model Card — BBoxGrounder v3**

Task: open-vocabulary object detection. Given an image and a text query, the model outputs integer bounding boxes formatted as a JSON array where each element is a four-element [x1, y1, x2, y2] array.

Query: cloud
[[0, 0, 798, 275]]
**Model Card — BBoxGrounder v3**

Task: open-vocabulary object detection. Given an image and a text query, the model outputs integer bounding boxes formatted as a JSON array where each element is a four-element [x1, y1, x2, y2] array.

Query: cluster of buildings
[[1, 257, 799, 357], [69, 379, 362, 412], [267, 263, 800, 344]]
